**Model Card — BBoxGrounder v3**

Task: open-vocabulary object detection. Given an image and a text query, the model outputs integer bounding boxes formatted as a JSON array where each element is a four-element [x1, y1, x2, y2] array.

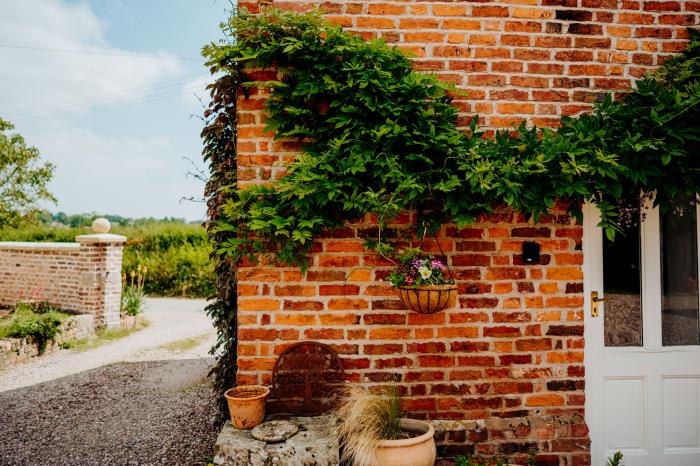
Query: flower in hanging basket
[[387, 248, 457, 314]]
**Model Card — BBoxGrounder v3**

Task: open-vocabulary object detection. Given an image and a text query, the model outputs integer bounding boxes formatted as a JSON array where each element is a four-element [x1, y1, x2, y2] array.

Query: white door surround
[[583, 201, 700, 466]]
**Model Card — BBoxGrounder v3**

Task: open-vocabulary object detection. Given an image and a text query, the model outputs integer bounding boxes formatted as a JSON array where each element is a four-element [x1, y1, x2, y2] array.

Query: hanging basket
[[397, 284, 457, 314]]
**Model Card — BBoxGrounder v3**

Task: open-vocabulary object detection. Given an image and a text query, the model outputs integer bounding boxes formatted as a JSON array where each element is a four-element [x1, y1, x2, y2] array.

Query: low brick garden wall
[[0, 314, 94, 370], [0, 233, 126, 329]]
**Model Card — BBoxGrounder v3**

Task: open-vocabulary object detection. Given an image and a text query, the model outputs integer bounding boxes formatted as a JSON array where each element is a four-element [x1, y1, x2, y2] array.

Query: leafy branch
[[202, 8, 700, 270]]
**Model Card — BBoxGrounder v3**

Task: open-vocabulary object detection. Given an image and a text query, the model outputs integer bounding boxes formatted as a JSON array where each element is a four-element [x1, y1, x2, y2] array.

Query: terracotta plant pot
[[374, 418, 436, 466], [224, 385, 270, 430], [398, 284, 457, 314]]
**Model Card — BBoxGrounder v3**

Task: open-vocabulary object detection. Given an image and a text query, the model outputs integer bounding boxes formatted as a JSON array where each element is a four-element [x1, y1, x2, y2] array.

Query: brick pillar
[[75, 233, 127, 329]]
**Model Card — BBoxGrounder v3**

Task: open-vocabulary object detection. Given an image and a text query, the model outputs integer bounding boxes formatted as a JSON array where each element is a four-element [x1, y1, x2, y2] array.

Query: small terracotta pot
[[224, 385, 270, 430], [374, 418, 436, 466], [398, 284, 457, 314]]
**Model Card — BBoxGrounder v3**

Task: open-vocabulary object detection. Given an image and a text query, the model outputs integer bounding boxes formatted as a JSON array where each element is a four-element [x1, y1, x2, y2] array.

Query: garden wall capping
[[0, 241, 80, 250], [75, 233, 127, 244]]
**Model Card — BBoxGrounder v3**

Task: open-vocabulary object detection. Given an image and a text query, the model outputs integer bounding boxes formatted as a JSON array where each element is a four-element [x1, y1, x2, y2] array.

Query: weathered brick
[[319, 284, 360, 296], [228, 4, 692, 457]]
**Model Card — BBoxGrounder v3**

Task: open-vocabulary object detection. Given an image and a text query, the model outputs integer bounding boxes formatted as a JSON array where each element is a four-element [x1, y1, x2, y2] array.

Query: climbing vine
[[203, 7, 700, 272], [201, 68, 240, 409]]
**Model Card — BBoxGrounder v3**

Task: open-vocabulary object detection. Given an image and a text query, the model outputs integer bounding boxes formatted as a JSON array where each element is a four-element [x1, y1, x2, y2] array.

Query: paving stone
[[214, 415, 339, 466], [251, 420, 299, 443]]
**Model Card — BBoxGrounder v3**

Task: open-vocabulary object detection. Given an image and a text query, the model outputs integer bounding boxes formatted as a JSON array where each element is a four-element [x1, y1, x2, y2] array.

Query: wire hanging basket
[[397, 284, 457, 314]]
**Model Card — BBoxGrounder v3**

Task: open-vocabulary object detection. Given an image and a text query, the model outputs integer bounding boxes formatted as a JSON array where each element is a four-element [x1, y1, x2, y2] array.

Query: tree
[[0, 118, 55, 227]]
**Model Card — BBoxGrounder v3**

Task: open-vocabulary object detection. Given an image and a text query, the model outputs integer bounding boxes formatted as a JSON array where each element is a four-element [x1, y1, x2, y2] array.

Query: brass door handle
[[591, 291, 606, 317]]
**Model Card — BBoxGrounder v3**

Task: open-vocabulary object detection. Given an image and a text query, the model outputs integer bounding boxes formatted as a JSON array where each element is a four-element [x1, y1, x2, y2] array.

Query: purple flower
[[431, 259, 446, 271]]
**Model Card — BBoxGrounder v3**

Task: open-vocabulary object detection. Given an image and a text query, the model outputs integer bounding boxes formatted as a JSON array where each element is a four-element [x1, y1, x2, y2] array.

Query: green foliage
[[201, 35, 241, 413], [0, 118, 55, 228], [121, 223, 214, 297], [606, 451, 624, 466], [38, 211, 188, 227], [0, 222, 214, 298], [121, 265, 146, 316], [203, 8, 700, 270], [205, 8, 470, 269], [0, 301, 68, 353]]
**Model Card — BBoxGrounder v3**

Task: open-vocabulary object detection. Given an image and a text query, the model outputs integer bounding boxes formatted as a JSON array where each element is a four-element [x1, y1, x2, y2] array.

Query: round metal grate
[[271, 341, 345, 416]]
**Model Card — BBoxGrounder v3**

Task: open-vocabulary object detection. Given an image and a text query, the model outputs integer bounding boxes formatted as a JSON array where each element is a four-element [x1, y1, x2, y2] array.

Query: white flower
[[418, 266, 432, 279]]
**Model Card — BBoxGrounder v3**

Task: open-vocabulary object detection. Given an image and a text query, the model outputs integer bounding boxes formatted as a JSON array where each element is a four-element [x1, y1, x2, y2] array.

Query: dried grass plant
[[333, 384, 405, 466]]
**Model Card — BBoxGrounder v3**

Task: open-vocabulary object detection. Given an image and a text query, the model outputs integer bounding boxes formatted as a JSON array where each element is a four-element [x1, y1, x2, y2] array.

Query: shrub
[[123, 240, 214, 297], [0, 301, 68, 353], [0, 222, 215, 298]]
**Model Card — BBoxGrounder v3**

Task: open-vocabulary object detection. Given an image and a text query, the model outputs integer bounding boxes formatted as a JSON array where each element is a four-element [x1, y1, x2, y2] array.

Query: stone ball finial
[[91, 217, 111, 234]]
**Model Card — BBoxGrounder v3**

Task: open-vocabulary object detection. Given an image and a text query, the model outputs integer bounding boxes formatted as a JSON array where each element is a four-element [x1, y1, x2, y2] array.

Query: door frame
[[583, 202, 605, 461], [583, 199, 700, 463]]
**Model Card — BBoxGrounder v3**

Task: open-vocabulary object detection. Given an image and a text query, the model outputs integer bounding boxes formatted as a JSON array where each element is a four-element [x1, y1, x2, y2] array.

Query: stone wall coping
[[0, 241, 80, 251], [75, 233, 127, 244]]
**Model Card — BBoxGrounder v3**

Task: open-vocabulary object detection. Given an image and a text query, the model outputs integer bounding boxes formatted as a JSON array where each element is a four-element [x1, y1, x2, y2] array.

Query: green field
[[0, 222, 214, 298]]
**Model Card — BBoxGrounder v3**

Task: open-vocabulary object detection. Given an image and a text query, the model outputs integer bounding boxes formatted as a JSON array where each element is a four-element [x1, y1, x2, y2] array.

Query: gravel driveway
[[0, 298, 217, 392], [0, 298, 220, 465]]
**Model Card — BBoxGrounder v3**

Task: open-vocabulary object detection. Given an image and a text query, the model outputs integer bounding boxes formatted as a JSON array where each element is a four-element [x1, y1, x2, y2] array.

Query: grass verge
[[61, 316, 149, 352], [158, 333, 210, 353]]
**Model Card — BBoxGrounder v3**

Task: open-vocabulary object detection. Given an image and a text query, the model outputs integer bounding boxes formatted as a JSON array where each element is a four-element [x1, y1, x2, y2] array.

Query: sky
[[0, 0, 231, 221]]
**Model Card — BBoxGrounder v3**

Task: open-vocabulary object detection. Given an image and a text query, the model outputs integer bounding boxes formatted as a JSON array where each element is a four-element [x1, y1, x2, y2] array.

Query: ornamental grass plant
[[333, 384, 404, 466]]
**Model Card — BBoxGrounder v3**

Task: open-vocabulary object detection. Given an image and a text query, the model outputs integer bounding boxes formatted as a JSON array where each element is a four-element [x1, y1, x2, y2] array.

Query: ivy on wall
[[203, 9, 700, 272], [201, 70, 240, 408]]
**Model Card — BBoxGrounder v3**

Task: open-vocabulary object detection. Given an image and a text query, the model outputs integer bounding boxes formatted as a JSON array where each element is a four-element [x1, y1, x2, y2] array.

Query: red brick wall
[[0, 237, 125, 328], [233, 1, 697, 463], [237, 210, 588, 461], [239, 0, 697, 131]]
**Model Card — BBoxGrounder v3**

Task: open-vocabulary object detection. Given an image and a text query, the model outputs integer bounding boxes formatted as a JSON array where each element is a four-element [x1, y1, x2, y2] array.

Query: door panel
[[584, 201, 700, 466], [662, 377, 700, 451], [604, 377, 647, 451]]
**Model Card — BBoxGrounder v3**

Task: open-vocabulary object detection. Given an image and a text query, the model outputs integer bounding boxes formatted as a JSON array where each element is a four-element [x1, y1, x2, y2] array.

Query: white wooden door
[[584, 199, 700, 466]]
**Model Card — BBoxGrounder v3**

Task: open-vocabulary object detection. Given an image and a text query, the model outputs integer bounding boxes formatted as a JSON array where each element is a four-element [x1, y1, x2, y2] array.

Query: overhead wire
[[3, 73, 208, 118], [7, 83, 209, 124], [0, 43, 202, 61]]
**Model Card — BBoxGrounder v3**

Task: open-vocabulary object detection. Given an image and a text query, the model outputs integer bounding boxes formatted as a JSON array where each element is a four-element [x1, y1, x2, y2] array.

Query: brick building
[[232, 2, 700, 465]]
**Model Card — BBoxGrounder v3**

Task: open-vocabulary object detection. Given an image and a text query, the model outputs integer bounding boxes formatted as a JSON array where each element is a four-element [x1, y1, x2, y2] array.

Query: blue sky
[[0, 0, 231, 221]]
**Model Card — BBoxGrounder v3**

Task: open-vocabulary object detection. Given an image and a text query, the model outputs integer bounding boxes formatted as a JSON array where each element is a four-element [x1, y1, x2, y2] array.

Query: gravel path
[[0, 298, 220, 465], [0, 298, 217, 392]]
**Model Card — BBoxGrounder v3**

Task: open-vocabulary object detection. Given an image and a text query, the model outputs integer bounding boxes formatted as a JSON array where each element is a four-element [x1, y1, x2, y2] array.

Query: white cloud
[[0, 0, 184, 118], [0, 0, 207, 220]]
